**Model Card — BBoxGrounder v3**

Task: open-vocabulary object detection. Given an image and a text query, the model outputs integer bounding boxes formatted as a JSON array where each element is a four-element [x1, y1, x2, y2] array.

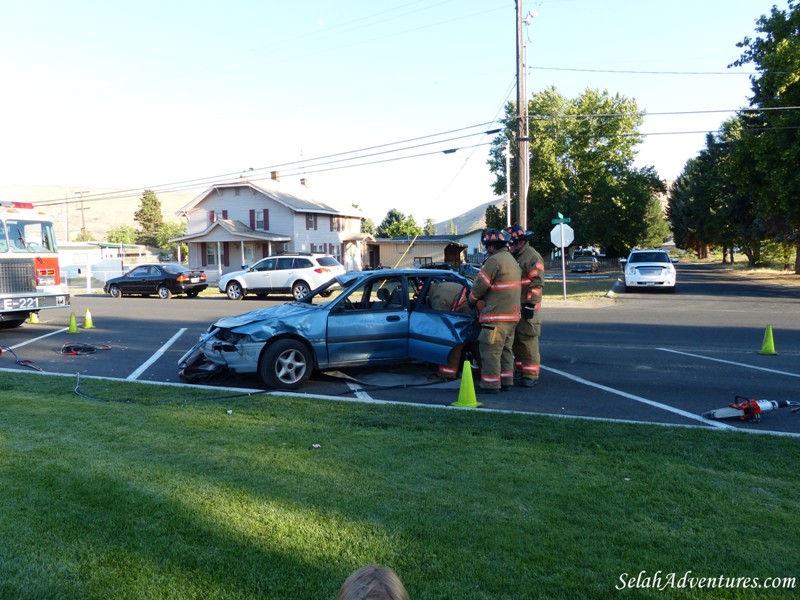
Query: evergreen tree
[[134, 189, 164, 247]]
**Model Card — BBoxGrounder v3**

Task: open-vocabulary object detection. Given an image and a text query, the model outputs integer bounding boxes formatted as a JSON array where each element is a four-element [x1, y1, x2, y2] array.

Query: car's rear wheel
[[292, 280, 311, 300], [157, 285, 172, 299], [109, 285, 122, 299], [259, 339, 312, 390], [226, 281, 245, 300], [186, 291, 199, 298]]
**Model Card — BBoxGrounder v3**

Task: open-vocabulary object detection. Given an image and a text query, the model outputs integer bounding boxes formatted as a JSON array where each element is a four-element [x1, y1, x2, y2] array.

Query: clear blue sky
[[0, 0, 783, 225]]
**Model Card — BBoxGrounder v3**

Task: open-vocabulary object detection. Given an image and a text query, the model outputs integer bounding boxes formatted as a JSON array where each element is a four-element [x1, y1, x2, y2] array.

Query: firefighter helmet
[[481, 228, 511, 247], [506, 224, 533, 242]]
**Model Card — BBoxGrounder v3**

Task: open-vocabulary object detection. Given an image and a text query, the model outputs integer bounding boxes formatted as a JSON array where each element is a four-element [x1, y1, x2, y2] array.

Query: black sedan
[[104, 264, 208, 299]]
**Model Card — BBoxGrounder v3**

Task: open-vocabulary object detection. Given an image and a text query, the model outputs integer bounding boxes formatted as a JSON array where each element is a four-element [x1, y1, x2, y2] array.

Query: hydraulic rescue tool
[[703, 395, 800, 423]]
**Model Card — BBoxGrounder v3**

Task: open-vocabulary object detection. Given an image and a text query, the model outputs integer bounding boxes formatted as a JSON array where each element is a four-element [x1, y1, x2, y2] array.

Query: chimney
[[270, 170, 280, 182]]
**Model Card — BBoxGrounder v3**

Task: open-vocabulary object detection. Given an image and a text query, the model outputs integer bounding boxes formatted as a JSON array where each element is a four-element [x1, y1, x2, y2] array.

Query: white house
[[171, 174, 370, 280]]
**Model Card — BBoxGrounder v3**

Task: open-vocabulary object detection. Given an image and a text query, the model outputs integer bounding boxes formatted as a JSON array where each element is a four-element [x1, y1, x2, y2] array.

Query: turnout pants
[[513, 312, 541, 381], [478, 321, 517, 390]]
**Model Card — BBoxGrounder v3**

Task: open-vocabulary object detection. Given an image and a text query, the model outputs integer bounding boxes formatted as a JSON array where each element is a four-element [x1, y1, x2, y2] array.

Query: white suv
[[622, 249, 677, 292], [218, 253, 345, 300]]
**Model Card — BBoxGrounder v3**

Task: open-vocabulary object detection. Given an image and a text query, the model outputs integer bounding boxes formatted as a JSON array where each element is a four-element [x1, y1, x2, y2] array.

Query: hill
[[0, 185, 200, 242], [434, 197, 506, 235]]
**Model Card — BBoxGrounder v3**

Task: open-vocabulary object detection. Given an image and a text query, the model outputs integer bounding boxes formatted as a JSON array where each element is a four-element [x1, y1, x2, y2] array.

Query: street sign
[[551, 217, 571, 224], [550, 223, 574, 248]]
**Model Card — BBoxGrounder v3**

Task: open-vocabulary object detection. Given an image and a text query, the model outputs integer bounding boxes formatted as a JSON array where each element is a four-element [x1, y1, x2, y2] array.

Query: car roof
[[335, 268, 467, 285]]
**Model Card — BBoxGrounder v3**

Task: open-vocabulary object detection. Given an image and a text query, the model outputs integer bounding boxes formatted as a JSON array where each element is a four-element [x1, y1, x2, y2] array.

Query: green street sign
[[551, 216, 571, 224]]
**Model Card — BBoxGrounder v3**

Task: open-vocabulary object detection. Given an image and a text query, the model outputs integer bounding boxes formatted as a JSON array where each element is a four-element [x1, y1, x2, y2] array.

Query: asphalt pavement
[[2, 262, 799, 436]]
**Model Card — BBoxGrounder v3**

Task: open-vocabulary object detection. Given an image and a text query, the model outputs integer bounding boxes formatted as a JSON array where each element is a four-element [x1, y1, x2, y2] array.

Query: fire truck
[[0, 200, 70, 328]]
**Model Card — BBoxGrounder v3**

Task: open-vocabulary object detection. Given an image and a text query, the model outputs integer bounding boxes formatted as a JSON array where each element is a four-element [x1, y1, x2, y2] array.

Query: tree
[[484, 204, 505, 229], [732, 1, 800, 272], [488, 86, 663, 256], [133, 189, 164, 248], [376, 209, 408, 238], [156, 221, 188, 261], [423, 218, 436, 236], [384, 215, 423, 238], [106, 225, 137, 244]]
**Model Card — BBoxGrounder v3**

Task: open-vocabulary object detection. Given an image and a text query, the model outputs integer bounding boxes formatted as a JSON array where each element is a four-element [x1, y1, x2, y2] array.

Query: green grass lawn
[[1, 372, 798, 599]]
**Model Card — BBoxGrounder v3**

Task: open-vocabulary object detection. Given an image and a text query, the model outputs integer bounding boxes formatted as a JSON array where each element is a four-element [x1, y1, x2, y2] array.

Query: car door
[[407, 275, 477, 365], [125, 266, 152, 295], [144, 265, 166, 294], [325, 275, 408, 366], [270, 256, 298, 293], [242, 257, 276, 293]]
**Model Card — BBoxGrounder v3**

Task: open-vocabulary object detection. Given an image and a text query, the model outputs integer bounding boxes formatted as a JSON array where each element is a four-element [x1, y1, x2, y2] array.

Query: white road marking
[[10, 327, 69, 349], [126, 328, 187, 381], [347, 382, 373, 400], [540, 364, 734, 429], [657, 348, 800, 378]]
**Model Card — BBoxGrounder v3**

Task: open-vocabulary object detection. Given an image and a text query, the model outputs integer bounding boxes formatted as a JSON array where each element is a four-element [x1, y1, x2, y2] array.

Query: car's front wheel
[[108, 285, 122, 299], [226, 281, 245, 300], [259, 339, 312, 390], [157, 285, 172, 299], [292, 280, 311, 300]]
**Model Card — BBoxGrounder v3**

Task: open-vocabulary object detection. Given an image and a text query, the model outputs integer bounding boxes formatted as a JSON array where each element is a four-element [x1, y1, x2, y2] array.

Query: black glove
[[522, 303, 535, 319]]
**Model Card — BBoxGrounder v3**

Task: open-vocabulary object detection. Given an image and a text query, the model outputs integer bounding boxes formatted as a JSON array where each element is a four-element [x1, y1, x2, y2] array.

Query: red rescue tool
[[704, 395, 800, 423]]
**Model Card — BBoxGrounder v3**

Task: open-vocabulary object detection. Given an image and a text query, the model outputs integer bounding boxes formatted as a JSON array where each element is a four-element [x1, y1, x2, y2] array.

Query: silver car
[[181, 269, 478, 390]]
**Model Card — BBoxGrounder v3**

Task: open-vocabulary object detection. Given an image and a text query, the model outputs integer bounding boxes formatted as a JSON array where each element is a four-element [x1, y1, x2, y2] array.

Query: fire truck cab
[[0, 200, 70, 328]]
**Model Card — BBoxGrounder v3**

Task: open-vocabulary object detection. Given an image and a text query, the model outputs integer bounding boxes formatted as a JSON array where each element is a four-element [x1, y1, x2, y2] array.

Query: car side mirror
[[671, 258, 679, 263], [619, 258, 627, 265]]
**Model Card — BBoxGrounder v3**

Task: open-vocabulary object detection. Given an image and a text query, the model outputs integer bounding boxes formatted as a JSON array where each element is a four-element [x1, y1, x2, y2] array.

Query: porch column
[[216, 241, 223, 280]]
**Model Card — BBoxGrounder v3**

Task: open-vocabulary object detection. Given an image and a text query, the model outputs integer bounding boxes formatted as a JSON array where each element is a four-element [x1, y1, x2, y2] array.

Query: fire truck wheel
[[0, 318, 26, 329], [108, 285, 123, 299]]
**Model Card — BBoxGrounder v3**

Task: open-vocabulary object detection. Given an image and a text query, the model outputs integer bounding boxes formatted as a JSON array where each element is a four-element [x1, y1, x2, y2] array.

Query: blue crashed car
[[178, 269, 478, 390]]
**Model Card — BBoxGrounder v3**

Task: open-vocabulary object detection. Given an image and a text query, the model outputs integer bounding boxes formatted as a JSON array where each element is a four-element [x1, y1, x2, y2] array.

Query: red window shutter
[[249, 209, 255, 229], [223, 242, 230, 267], [222, 210, 228, 219], [209, 212, 215, 224], [200, 242, 207, 266], [263, 209, 269, 230]]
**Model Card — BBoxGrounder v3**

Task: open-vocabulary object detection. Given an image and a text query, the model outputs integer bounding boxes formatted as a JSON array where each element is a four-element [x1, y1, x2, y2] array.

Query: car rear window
[[316, 256, 342, 267], [161, 264, 188, 274], [630, 252, 669, 263]]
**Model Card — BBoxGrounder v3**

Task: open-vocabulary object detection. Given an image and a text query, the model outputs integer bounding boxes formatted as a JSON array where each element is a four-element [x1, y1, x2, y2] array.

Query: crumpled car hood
[[213, 302, 320, 332]]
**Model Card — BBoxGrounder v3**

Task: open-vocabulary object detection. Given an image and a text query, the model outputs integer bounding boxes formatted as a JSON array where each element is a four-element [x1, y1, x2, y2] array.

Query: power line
[[528, 65, 792, 76]]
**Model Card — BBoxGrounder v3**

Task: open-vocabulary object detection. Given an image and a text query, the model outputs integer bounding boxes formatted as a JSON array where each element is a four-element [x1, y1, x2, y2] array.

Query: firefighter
[[506, 224, 545, 387], [428, 280, 474, 380], [467, 229, 521, 394]]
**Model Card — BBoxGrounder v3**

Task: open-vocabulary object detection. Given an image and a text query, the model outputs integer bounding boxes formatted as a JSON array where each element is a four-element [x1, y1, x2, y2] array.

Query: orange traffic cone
[[759, 325, 777, 355], [67, 312, 79, 334], [83, 308, 96, 329], [451, 361, 483, 408]]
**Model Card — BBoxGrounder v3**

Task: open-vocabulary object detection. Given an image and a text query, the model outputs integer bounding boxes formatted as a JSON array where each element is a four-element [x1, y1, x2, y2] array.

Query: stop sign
[[550, 223, 574, 247]]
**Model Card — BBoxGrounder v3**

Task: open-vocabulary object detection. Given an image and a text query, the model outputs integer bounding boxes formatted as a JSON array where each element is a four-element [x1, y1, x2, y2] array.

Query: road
[[2, 262, 799, 435]]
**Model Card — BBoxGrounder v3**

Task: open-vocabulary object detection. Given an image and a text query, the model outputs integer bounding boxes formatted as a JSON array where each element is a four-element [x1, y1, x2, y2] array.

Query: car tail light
[[177, 274, 188, 282], [314, 267, 331, 273]]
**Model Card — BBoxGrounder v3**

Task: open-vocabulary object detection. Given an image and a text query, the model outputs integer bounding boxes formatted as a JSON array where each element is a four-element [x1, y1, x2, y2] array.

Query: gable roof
[[177, 178, 362, 218], [169, 219, 292, 243]]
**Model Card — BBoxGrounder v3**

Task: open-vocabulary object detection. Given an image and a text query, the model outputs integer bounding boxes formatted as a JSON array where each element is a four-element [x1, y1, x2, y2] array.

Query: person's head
[[481, 228, 511, 255], [505, 224, 532, 255], [337, 565, 410, 600]]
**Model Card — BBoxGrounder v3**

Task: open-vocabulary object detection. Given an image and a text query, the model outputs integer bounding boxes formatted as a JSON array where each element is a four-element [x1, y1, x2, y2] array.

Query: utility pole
[[515, 1, 529, 229], [75, 190, 90, 241]]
